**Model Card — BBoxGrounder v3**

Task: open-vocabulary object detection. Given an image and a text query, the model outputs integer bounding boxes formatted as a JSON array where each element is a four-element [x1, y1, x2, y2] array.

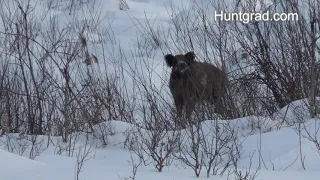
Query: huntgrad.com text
[[214, 11, 299, 23]]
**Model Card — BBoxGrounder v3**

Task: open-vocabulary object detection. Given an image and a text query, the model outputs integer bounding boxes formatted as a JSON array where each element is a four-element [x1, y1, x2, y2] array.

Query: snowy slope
[[0, 149, 45, 178], [1, 116, 320, 180]]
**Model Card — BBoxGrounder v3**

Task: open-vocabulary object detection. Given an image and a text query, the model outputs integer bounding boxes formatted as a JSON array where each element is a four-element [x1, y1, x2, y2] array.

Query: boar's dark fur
[[164, 51, 227, 119]]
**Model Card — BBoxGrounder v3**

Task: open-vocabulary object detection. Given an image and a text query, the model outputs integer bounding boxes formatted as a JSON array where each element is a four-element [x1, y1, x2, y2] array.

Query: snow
[[1, 103, 320, 179], [0, 0, 320, 179], [1, 117, 320, 179], [0, 149, 45, 178]]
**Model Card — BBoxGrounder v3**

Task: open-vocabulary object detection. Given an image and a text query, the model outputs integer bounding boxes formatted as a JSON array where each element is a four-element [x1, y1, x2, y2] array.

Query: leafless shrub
[[172, 115, 206, 177], [293, 108, 320, 170], [0, 134, 29, 156], [120, 51, 180, 171], [172, 109, 241, 177], [28, 135, 48, 159], [227, 152, 259, 180], [74, 134, 96, 180], [118, 153, 141, 180], [0, 133, 48, 159], [54, 132, 80, 157], [128, 122, 180, 172], [91, 121, 115, 147]]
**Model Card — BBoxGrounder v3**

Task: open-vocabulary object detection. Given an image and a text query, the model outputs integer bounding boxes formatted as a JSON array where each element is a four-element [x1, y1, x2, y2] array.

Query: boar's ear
[[164, 54, 177, 67], [185, 51, 195, 62]]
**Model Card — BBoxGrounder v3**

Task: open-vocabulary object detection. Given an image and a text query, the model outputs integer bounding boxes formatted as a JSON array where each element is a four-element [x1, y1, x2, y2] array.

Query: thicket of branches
[[0, 0, 134, 139]]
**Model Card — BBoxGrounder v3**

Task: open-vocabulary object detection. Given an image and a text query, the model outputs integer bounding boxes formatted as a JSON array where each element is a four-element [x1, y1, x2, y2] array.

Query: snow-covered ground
[[1, 110, 320, 180], [1, 99, 320, 180], [1, 0, 320, 179]]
